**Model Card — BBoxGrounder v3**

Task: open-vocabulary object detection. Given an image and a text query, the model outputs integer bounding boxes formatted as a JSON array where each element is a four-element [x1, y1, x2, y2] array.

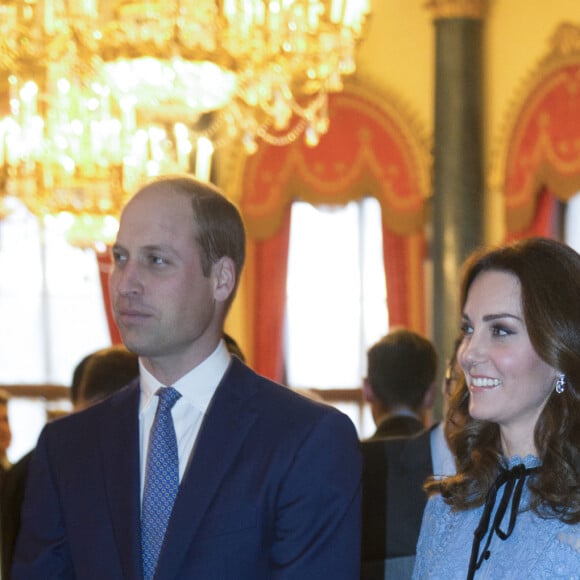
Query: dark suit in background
[[360, 336, 461, 580], [368, 413, 425, 440], [1, 452, 30, 579], [2, 346, 138, 580], [360, 429, 433, 580]]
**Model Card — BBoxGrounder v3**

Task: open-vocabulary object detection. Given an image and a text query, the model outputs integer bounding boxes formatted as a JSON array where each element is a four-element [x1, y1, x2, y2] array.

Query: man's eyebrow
[[111, 243, 173, 253]]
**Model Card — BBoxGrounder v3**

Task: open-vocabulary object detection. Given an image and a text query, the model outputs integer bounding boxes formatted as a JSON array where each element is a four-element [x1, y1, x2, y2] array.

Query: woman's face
[[458, 270, 558, 456]]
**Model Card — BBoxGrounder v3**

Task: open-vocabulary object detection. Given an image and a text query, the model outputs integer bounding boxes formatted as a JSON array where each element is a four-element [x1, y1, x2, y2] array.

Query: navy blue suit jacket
[[13, 358, 362, 579]]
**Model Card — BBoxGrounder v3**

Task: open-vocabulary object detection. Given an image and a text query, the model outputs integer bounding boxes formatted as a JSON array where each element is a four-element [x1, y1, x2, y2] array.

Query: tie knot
[[156, 386, 181, 412]]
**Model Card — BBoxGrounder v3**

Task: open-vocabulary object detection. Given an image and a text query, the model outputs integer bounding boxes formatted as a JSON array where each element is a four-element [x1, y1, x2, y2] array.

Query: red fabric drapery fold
[[507, 187, 557, 242], [96, 249, 122, 345], [382, 228, 426, 333], [250, 207, 291, 383]]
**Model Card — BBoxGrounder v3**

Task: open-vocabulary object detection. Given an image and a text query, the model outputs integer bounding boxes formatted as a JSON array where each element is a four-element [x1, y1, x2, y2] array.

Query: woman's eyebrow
[[482, 313, 523, 322]]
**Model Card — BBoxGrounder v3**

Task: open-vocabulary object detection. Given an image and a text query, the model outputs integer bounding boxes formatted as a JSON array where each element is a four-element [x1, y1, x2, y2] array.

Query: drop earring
[[555, 373, 567, 395]]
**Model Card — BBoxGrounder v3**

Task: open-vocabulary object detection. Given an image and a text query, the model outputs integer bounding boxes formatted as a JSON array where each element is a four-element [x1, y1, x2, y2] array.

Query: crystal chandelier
[[0, 0, 370, 240]]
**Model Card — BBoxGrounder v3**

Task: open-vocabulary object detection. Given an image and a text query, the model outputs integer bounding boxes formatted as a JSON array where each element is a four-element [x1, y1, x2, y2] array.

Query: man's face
[[0, 402, 12, 457], [109, 186, 227, 378]]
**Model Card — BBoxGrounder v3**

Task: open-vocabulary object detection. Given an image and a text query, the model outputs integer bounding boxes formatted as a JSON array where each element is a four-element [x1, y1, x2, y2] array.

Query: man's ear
[[212, 257, 236, 303], [362, 378, 376, 403]]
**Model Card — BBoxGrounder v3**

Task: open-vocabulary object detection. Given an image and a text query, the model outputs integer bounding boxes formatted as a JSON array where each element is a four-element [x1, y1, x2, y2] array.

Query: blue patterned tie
[[141, 386, 182, 580]]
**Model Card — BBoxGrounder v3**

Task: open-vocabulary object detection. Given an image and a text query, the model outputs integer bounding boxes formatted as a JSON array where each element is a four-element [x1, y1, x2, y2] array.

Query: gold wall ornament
[[548, 22, 580, 59], [426, 0, 486, 20]]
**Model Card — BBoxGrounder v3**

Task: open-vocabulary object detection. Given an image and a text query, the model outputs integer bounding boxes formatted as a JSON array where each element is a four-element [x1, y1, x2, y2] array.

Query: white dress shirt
[[139, 341, 231, 500]]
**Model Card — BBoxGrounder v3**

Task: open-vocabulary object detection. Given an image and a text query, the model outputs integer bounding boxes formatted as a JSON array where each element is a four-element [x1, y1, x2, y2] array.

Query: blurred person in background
[[1, 346, 138, 580], [363, 328, 438, 440], [0, 390, 12, 491]]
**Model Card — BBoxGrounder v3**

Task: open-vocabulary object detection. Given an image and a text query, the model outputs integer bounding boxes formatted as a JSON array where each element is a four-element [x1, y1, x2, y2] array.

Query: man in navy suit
[[13, 176, 362, 580]]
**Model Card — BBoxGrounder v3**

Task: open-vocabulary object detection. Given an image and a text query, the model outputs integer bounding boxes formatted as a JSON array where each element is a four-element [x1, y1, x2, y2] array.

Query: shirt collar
[[139, 340, 231, 414]]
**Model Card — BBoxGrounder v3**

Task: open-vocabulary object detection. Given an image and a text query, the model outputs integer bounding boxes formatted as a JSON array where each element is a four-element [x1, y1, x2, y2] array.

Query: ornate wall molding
[[490, 22, 580, 234], [426, 0, 486, 20], [549, 22, 580, 58]]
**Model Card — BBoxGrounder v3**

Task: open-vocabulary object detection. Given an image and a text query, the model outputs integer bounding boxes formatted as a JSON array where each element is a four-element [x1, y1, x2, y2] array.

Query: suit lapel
[[99, 380, 143, 580], [154, 360, 259, 579]]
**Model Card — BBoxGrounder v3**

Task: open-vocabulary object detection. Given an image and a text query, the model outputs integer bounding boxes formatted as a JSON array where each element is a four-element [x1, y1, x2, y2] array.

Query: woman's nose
[[459, 333, 486, 371]]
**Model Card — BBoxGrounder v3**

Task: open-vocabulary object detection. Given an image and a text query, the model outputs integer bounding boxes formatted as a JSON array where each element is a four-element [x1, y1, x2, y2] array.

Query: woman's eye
[[491, 325, 512, 337], [460, 322, 473, 336]]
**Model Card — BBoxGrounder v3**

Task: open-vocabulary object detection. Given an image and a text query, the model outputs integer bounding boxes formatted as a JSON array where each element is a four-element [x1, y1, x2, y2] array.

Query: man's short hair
[[366, 328, 437, 409]]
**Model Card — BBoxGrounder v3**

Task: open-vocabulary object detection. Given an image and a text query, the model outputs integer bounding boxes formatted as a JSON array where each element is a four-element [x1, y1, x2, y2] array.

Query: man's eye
[[150, 256, 167, 266]]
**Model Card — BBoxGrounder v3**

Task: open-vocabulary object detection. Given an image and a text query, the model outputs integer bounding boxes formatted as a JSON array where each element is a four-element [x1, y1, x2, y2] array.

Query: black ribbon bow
[[466, 463, 539, 580]]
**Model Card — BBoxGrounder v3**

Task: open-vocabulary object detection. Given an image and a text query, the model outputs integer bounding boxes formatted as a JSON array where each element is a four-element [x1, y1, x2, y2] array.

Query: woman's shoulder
[[504, 515, 580, 578]]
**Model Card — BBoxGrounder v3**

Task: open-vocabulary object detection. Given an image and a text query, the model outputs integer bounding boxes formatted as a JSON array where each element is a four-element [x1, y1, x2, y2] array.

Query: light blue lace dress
[[413, 455, 580, 579]]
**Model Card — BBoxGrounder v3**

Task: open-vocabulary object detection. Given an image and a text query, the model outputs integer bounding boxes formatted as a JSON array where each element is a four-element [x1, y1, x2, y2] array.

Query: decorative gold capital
[[426, 0, 486, 20]]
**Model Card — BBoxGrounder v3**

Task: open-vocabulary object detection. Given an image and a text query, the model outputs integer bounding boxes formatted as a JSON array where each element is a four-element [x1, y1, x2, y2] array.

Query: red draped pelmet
[[503, 63, 580, 242]]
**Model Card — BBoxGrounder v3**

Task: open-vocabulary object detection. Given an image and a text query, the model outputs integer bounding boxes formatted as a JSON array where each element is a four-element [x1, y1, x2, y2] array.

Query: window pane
[[0, 206, 110, 384], [285, 199, 388, 389], [565, 192, 580, 253], [0, 201, 110, 461]]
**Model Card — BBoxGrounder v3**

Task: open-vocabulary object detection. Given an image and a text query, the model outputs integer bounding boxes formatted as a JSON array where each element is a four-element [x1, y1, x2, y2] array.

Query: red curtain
[[250, 207, 292, 382], [382, 228, 426, 333], [506, 187, 557, 242], [96, 249, 122, 345]]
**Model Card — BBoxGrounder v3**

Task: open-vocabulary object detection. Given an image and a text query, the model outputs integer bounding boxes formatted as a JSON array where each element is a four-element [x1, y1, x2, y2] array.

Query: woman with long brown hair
[[413, 237, 580, 579]]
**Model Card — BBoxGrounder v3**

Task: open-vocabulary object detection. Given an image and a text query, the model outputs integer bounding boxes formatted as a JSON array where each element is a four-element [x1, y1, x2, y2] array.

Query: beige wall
[[356, 0, 434, 133]]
